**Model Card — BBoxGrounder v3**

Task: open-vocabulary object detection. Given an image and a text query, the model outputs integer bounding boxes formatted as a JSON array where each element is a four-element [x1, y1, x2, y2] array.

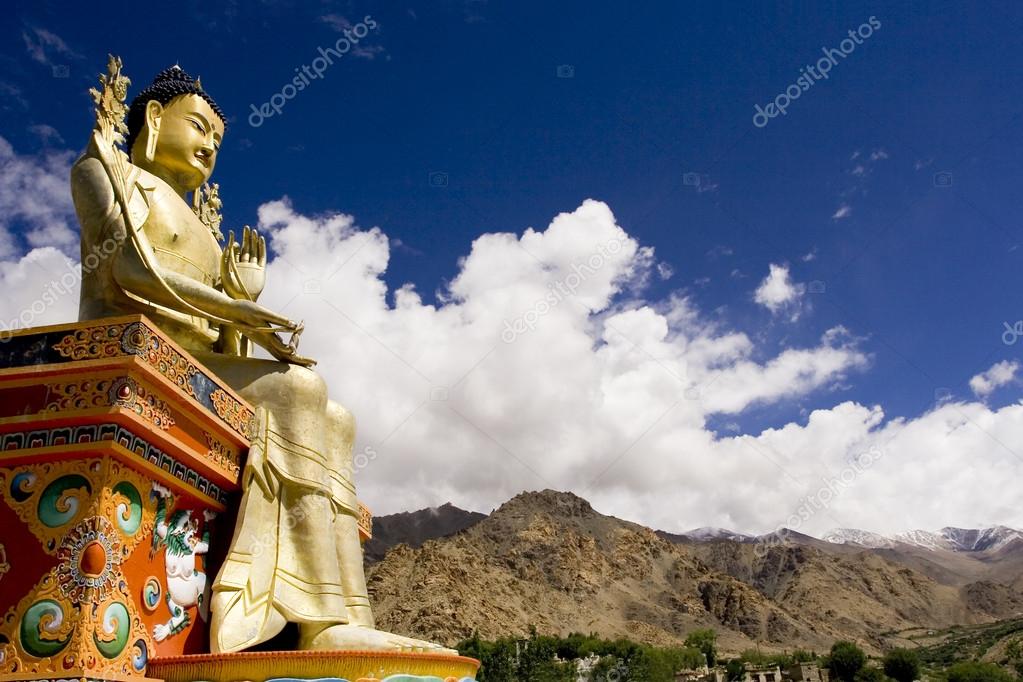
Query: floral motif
[[210, 388, 255, 439], [0, 568, 153, 678], [43, 377, 175, 431], [52, 325, 128, 361], [56, 516, 121, 603], [1, 460, 156, 558], [195, 182, 224, 242], [50, 320, 254, 442], [1, 460, 98, 554], [89, 54, 130, 148], [0, 463, 156, 677], [52, 322, 198, 400]]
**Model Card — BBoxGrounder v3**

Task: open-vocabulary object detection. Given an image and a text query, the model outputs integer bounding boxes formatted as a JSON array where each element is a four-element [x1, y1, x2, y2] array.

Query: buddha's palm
[[221, 226, 266, 301], [220, 226, 315, 367]]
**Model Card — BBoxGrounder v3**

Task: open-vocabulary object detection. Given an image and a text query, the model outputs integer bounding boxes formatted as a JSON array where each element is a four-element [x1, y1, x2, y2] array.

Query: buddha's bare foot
[[298, 623, 458, 655]]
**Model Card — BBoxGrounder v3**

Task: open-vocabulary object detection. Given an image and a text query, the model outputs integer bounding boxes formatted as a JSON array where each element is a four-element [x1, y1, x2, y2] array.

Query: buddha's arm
[[113, 246, 292, 330], [72, 156, 294, 333]]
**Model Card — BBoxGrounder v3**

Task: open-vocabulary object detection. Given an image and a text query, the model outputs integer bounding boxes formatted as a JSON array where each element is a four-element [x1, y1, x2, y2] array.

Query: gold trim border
[[149, 650, 479, 681]]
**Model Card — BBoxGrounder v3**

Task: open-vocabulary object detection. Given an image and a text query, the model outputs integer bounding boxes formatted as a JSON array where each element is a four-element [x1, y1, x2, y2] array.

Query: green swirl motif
[[93, 601, 130, 659], [112, 481, 143, 535], [20, 599, 72, 658], [38, 474, 92, 528]]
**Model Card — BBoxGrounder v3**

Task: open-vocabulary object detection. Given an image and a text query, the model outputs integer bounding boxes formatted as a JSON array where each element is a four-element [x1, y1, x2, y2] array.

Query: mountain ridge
[[365, 490, 1023, 653]]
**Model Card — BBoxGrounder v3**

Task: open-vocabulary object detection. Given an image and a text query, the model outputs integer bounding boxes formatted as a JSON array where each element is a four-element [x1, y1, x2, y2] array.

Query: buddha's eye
[[191, 120, 205, 134]]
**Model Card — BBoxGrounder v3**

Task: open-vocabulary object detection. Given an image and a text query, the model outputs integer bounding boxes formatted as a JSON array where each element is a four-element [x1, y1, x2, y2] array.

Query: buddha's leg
[[334, 514, 372, 625], [296, 400, 456, 654], [324, 401, 374, 628], [200, 354, 456, 654], [198, 354, 346, 652]]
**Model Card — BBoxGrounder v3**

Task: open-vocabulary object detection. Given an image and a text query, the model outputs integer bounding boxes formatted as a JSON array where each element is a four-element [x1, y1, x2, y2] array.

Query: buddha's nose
[[196, 145, 214, 165]]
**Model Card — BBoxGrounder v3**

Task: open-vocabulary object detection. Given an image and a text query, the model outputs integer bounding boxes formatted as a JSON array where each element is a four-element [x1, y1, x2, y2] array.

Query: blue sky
[[2, 1, 1022, 533]]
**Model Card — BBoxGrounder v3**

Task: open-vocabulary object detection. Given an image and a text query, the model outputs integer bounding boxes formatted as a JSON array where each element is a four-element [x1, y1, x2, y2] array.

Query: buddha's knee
[[249, 364, 327, 413], [325, 400, 357, 471], [326, 400, 356, 444]]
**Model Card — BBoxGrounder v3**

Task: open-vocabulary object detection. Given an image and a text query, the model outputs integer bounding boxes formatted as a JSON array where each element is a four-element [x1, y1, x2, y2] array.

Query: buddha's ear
[[142, 100, 164, 163]]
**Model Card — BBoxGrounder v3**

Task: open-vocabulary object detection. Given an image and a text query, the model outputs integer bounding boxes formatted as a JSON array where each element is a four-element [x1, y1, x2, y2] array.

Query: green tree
[[1006, 637, 1023, 678], [853, 666, 889, 682], [945, 661, 1014, 682], [515, 631, 575, 682], [725, 658, 745, 682], [456, 634, 517, 682], [684, 628, 718, 667], [828, 641, 867, 682], [881, 648, 919, 682], [627, 646, 679, 681]]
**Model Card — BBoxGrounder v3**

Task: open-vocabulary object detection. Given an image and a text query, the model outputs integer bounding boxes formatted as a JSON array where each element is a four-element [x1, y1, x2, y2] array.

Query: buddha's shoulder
[[71, 154, 112, 204], [71, 154, 187, 225], [71, 153, 154, 206]]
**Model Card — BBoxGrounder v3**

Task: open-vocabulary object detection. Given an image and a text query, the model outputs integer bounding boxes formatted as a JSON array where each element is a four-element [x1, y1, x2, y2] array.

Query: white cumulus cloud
[[1, 138, 1021, 537], [970, 360, 1019, 398], [753, 263, 806, 320], [0, 135, 78, 256]]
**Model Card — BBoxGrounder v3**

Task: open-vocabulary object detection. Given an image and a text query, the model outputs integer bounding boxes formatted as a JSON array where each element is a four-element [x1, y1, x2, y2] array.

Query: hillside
[[364, 502, 485, 563], [365, 490, 1023, 654]]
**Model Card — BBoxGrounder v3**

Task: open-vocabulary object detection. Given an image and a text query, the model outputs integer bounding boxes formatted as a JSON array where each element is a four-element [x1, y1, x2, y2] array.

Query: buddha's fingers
[[285, 352, 316, 368], [241, 225, 251, 263], [249, 330, 315, 367]]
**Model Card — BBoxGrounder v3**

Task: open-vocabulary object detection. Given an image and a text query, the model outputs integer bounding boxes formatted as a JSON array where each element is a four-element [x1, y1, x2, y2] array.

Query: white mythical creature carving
[[150, 483, 216, 641]]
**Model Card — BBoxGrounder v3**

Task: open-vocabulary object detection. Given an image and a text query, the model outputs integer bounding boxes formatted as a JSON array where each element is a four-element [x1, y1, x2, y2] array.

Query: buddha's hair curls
[[124, 65, 226, 157]]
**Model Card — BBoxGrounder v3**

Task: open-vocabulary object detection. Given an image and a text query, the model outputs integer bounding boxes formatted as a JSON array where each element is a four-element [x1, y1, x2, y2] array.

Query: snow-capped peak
[[939, 526, 1023, 552], [891, 529, 950, 550], [823, 526, 1023, 552], [822, 528, 894, 548], [683, 527, 755, 542]]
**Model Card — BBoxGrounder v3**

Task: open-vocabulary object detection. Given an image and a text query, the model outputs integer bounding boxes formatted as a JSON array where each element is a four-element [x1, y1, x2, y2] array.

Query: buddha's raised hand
[[221, 226, 266, 301]]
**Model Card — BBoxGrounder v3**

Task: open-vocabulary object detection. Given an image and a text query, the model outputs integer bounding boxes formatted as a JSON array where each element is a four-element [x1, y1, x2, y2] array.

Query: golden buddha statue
[[70, 58, 452, 655]]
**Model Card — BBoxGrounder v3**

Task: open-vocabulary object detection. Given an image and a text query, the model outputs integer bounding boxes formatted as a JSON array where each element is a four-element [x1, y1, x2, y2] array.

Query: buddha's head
[[125, 66, 226, 193]]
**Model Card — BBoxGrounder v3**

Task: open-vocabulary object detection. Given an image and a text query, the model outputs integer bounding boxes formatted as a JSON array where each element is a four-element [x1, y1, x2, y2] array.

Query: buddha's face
[[143, 94, 224, 191]]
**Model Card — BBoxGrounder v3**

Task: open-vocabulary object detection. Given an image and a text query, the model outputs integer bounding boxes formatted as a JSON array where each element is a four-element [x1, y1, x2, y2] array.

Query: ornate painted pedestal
[[0, 316, 478, 682]]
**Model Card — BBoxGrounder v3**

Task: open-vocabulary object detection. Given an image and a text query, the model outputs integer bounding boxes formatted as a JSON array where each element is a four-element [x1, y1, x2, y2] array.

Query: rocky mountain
[[364, 502, 485, 563], [365, 490, 1023, 655]]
